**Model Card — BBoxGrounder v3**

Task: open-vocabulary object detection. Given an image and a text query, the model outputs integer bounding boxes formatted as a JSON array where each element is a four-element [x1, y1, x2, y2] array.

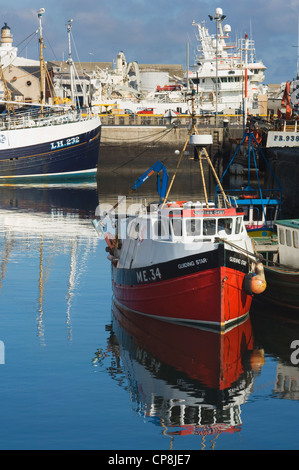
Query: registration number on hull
[[50, 136, 80, 150]]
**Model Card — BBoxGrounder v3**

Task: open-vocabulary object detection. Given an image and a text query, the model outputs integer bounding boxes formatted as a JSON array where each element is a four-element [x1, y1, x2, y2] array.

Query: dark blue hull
[[0, 123, 101, 181]]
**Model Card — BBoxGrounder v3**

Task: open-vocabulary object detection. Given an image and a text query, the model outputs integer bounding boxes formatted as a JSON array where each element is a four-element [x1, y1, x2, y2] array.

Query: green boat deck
[[252, 236, 278, 263]]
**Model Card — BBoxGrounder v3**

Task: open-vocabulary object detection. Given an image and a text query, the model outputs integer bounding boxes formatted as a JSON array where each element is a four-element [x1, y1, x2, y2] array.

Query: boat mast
[[38, 8, 46, 112], [67, 19, 75, 107], [244, 33, 248, 128], [0, 65, 16, 116], [208, 8, 226, 127]]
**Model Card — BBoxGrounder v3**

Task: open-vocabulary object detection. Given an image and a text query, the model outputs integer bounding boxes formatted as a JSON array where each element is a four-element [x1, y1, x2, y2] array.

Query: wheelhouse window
[[203, 219, 216, 236], [294, 230, 299, 249], [235, 216, 242, 234], [218, 218, 233, 235], [243, 207, 249, 221], [153, 218, 169, 239], [252, 206, 264, 222], [169, 210, 182, 237], [186, 218, 201, 236], [279, 228, 285, 245], [286, 229, 292, 247], [266, 206, 277, 221]]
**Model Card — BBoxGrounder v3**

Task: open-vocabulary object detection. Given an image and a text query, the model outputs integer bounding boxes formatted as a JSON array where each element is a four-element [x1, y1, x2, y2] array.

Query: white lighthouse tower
[[0, 23, 18, 66], [0, 22, 39, 67]]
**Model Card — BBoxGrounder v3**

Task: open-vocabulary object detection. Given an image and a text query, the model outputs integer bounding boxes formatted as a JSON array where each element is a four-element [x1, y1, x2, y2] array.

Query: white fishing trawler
[[91, 7, 266, 116], [0, 9, 101, 182], [188, 7, 266, 114]]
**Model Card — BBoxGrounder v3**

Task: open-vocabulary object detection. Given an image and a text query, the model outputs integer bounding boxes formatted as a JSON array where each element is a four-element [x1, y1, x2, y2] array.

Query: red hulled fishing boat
[[94, 95, 266, 331], [108, 200, 265, 331]]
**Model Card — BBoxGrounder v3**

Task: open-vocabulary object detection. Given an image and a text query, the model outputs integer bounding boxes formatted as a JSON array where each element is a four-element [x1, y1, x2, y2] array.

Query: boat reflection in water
[[0, 183, 99, 343], [252, 307, 299, 403], [96, 302, 265, 448]]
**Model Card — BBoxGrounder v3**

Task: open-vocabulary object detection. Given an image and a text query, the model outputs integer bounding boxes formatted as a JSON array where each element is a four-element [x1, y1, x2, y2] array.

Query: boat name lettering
[[229, 256, 247, 266], [50, 136, 80, 150], [178, 258, 208, 269], [196, 210, 225, 215], [273, 134, 299, 143], [0, 134, 6, 145], [136, 267, 162, 283]]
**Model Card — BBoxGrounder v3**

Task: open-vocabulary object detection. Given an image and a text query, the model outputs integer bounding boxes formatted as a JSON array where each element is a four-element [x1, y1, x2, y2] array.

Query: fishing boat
[[0, 10, 101, 182], [189, 7, 266, 115], [94, 99, 266, 331], [260, 219, 299, 310], [215, 127, 282, 237], [106, 199, 266, 331], [265, 79, 299, 157], [91, 7, 266, 117]]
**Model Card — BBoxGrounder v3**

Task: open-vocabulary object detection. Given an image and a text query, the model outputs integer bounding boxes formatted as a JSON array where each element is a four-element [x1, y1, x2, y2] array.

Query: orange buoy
[[251, 275, 267, 294], [251, 262, 267, 294], [104, 232, 116, 253]]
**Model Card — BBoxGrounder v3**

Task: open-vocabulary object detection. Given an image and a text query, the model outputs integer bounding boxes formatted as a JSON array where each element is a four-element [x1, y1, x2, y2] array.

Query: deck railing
[[97, 112, 247, 128]]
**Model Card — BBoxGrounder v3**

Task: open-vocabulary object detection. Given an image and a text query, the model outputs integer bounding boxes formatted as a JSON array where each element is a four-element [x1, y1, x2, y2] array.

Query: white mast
[[67, 19, 75, 106], [37, 8, 45, 111], [244, 33, 248, 125]]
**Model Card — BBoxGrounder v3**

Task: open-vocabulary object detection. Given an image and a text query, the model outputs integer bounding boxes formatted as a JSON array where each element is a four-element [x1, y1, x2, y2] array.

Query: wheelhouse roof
[[275, 219, 299, 230]]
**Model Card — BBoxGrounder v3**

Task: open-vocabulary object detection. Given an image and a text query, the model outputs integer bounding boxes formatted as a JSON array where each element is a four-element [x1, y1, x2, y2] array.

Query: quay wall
[[97, 121, 299, 219], [97, 123, 243, 199]]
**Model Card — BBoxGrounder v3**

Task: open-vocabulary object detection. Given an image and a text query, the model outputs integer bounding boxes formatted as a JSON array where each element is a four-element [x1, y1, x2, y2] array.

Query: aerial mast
[[67, 19, 75, 107], [244, 33, 248, 128], [37, 8, 46, 112]]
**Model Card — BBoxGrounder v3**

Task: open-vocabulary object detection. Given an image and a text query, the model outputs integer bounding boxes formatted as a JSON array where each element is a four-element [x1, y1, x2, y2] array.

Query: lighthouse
[[0, 23, 18, 66]]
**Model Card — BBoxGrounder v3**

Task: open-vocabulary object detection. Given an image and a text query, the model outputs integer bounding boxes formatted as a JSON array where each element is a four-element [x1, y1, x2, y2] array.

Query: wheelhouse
[[126, 202, 247, 243], [231, 197, 280, 231], [276, 219, 299, 269]]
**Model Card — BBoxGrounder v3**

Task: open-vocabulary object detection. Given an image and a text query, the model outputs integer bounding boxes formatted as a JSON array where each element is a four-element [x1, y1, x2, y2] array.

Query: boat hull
[[0, 117, 101, 180], [112, 245, 253, 331], [261, 266, 299, 310]]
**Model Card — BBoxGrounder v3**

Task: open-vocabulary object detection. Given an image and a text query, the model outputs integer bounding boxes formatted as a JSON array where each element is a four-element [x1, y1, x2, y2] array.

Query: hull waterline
[[0, 117, 101, 180]]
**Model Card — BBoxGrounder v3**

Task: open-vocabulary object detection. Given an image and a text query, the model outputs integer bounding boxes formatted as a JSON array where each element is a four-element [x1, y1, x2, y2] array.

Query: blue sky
[[2, 0, 299, 84]]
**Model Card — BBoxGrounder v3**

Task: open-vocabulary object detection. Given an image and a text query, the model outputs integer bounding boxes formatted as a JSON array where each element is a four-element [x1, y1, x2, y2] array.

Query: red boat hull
[[113, 264, 252, 330]]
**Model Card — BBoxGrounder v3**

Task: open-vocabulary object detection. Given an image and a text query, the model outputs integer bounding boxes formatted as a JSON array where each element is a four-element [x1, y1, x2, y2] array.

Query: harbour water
[[0, 183, 299, 450]]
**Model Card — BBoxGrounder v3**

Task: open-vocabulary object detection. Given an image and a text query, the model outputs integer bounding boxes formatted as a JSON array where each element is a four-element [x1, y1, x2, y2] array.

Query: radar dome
[[215, 8, 223, 17], [223, 24, 231, 33]]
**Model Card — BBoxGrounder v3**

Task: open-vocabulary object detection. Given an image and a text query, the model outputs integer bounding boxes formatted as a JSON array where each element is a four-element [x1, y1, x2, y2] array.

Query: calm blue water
[[0, 183, 298, 450]]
